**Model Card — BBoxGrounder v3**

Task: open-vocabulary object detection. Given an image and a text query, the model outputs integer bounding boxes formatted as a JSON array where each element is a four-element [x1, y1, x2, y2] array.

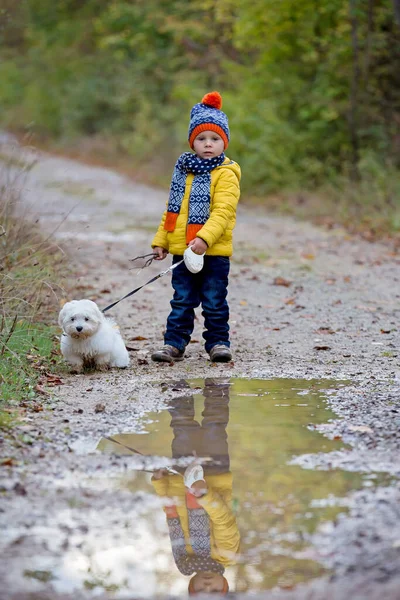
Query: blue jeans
[[169, 381, 230, 474], [164, 255, 230, 354]]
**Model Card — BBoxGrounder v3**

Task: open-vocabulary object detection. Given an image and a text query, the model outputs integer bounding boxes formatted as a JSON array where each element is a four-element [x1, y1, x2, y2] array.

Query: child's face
[[191, 572, 225, 593], [193, 131, 224, 159]]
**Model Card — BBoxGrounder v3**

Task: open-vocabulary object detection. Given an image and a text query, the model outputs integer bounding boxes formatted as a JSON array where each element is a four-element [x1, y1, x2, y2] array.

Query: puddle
[[95, 378, 369, 595], [41, 379, 383, 596]]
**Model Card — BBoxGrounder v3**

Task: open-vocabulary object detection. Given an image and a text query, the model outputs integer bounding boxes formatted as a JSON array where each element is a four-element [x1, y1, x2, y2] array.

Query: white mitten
[[183, 247, 205, 274], [184, 462, 205, 488]]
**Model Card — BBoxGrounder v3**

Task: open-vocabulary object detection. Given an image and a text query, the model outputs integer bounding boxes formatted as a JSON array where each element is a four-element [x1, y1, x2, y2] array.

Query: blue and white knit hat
[[188, 91, 230, 149]]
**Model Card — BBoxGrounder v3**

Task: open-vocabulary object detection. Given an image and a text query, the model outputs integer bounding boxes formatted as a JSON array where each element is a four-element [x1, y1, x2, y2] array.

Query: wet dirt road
[[1, 137, 400, 599]]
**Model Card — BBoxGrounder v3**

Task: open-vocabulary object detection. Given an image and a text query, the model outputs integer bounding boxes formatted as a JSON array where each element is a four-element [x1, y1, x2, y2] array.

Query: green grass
[[0, 320, 60, 424]]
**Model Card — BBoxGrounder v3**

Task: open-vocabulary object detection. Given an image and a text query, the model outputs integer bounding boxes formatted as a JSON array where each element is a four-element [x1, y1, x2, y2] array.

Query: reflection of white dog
[[58, 299, 130, 372]]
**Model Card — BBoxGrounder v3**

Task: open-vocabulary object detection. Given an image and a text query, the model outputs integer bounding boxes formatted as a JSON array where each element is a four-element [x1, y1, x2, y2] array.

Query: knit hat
[[188, 92, 230, 149]]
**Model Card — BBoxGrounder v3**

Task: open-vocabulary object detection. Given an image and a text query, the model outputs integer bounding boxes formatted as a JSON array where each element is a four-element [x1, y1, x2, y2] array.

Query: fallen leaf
[[0, 458, 15, 467], [35, 384, 50, 396], [137, 358, 149, 365], [239, 300, 247, 306], [131, 336, 148, 341], [348, 425, 373, 434], [273, 277, 292, 287], [314, 345, 331, 351], [95, 403, 106, 413], [100, 288, 111, 294], [380, 329, 392, 334], [38, 374, 64, 387], [13, 482, 27, 496], [315, 327, 336, 335], [284, 297, 296, 305], [357, 305, 377, 312], [75, 284, 95, 291], [302, 253, 315, 260]]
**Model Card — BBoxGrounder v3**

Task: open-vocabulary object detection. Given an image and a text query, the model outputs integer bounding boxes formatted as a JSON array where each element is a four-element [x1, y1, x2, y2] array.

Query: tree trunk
[[393, 0, 400, 26], [348, 0, 361, 181]]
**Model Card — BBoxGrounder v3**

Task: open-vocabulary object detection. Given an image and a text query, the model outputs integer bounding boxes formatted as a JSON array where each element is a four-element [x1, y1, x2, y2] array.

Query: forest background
[[0, 0, 399, 232]]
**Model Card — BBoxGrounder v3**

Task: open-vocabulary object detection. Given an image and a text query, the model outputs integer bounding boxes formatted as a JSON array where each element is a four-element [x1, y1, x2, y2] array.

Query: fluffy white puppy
[[58, 299, 130, 372]]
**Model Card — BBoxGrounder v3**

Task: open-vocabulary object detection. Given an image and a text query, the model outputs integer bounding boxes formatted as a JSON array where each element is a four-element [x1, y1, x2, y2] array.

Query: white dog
[[58, 299, 130, 372]]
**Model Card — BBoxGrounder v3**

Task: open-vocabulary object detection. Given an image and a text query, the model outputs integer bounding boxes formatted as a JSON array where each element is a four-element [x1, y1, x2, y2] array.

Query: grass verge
[[248, 169, 400, 242], [0, 139, 65, 429], [0, 321, 62, 427]]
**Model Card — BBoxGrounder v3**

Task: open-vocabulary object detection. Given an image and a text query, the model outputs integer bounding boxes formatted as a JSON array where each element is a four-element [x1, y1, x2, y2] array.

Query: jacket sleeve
[[197, 489, 240, 558], [196, 168, 240, 249], [151, 208, 169, 250], [151, 475, 170, 498]]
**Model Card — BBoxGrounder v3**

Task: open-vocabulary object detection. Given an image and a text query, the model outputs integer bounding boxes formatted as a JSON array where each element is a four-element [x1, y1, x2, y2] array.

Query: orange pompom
[[201, 91, 222, 109]]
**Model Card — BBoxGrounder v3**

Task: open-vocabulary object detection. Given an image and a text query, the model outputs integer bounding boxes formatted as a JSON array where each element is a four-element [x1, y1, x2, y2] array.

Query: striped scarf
[[164, 152, 225, 244], [167, 506, 225, 576]]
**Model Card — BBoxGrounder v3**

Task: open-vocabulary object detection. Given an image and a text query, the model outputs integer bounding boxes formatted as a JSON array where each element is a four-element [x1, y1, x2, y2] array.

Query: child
[[151, 91, 241, 363]]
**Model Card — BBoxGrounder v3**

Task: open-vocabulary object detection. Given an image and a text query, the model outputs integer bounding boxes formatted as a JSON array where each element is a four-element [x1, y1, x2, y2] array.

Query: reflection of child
[[151, 379, 239, 595]]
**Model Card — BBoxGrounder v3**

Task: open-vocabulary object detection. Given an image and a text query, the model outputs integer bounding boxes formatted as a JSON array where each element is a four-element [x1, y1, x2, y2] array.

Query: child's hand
[[153, 246, 168, 260], [152, 468, 169, 480], [188, 237, 207, 255], [188, 480, 208, 498]]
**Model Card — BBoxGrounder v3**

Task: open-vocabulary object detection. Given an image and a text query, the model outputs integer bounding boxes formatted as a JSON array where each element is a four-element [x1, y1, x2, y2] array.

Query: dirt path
[[1, 137, 400, 599]]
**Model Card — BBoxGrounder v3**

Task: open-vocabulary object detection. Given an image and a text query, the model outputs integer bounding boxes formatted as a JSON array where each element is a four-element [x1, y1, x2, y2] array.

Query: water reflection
[[98, 378, 368, 595], [152, 379, 237, 595]]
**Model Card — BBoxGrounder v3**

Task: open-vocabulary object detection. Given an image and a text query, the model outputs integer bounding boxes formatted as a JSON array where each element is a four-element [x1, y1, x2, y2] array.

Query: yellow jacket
[[151, 472, 240, 567], [152, 157, 241, 257]]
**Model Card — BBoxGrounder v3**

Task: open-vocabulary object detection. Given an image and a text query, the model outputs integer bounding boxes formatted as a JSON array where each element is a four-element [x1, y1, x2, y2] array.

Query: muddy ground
[[1, 136, 400, 599]]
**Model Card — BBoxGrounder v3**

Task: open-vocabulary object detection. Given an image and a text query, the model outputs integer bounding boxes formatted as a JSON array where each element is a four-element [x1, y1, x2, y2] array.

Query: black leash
[[102, 259, 184, 314], [104, 436, 182, 475]]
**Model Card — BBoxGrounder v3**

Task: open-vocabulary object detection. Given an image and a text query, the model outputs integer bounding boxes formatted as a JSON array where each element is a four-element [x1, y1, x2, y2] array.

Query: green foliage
[[0, 0, 399, 223], [0, 145, 64, 424], [23, 570, 54, 583], [0, 321, 58, 410]]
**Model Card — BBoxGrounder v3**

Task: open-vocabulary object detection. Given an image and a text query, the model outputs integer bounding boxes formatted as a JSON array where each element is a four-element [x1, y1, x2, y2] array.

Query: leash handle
[[102, 259, 184, 313]]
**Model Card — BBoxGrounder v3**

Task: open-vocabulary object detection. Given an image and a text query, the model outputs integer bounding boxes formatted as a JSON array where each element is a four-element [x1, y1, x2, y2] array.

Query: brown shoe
[[151, 345, 185, 363], [209, 345, 232, 363]]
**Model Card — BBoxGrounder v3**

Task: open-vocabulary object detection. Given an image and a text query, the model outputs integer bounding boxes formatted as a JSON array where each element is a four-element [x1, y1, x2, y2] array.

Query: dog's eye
[[70, 317, 75, 322], [84, 317, 89, 321]]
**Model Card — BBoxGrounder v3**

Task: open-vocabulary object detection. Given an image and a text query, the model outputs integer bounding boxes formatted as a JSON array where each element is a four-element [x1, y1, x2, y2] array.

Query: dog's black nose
[[76, 326, 83, 332]]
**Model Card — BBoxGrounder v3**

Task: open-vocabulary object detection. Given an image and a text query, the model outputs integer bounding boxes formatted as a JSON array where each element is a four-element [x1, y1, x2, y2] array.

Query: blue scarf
[[164, 152, 225, 243], [167, 508, 225, 576]]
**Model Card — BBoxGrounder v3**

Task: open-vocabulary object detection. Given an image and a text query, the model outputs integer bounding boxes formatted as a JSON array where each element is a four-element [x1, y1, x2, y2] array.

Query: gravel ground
[[1, 136, 400, 599]]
